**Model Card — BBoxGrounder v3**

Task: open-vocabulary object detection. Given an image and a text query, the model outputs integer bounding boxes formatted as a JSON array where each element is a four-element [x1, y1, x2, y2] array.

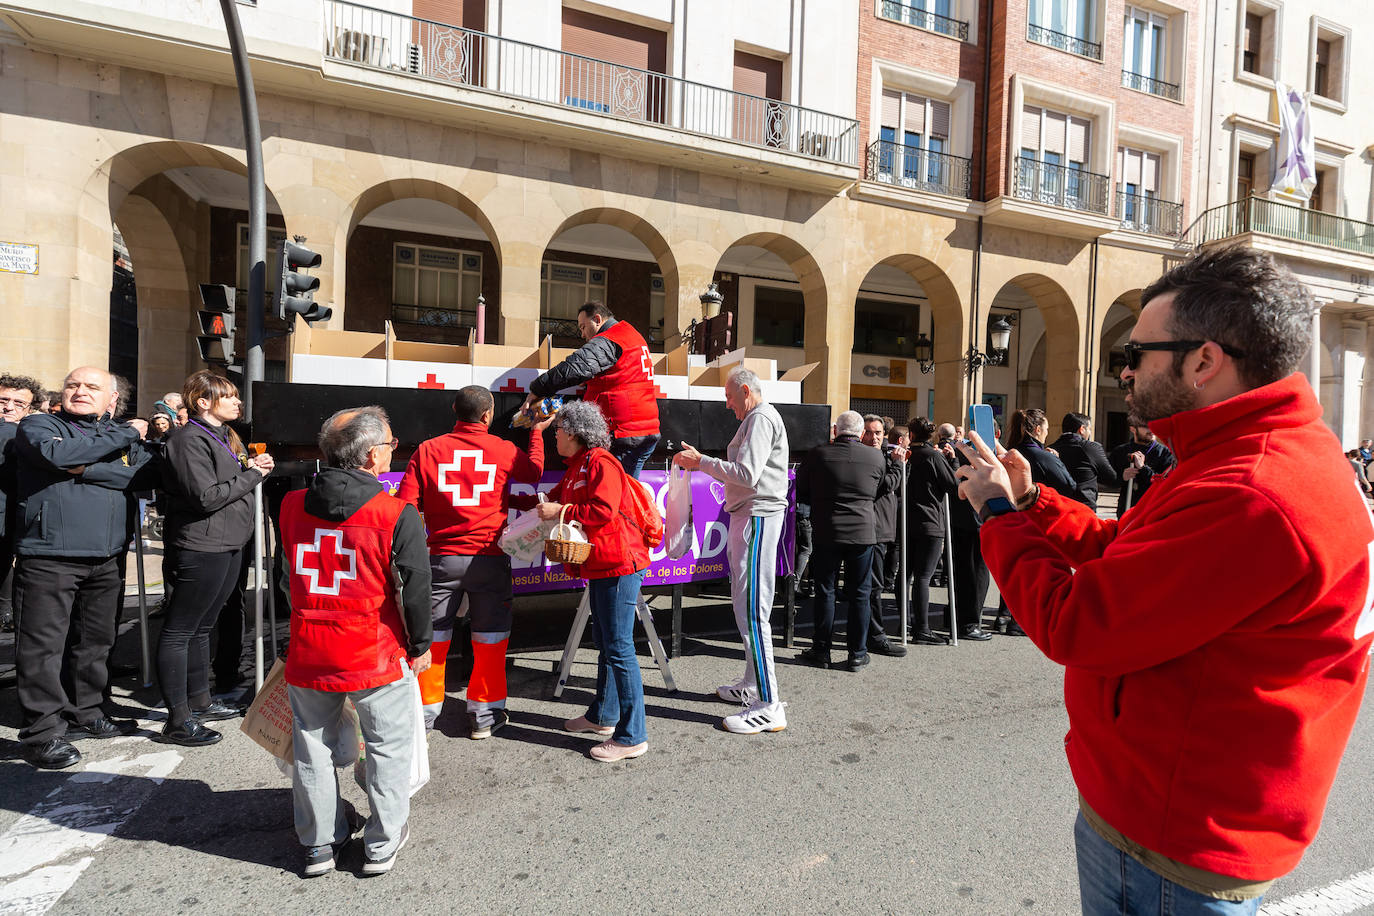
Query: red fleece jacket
[[980, 374, 1373, 880], [396, 421, 544, 556], [539, 447, 648, 580]]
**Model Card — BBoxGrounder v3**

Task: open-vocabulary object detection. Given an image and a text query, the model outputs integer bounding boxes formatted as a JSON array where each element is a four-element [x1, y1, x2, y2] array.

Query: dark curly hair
[[1141, 245, 1312, 388], [907, 416, 936, 443]]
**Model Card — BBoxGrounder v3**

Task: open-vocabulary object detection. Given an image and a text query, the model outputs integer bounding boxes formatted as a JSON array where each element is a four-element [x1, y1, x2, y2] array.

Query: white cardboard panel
[[386, 360, 472, 390], [761, 380, 802, 404], [471, 365, 541, 393], [687, 385, 728, 402], [291, 354, 387, 387]]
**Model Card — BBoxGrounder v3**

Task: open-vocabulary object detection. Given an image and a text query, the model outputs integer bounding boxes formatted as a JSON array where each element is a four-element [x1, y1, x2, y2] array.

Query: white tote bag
[[499, 506, 552, 564], [664, 465, 693, 559]]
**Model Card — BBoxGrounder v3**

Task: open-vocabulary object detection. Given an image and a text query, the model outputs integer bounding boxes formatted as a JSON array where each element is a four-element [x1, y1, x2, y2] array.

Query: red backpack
[[617, 467, 665, 550]]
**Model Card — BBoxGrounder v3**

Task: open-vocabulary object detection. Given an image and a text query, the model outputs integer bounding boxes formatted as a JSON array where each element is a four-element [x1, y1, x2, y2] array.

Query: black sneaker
[[467, 708, 509, 740], [867, 638, 908, 658], [797, 646, 831, 669], [154, 719, 222, 747], [361, 823, 410, 876], [68, 717, 137, 740], [191, 699, 244, 722], [25, 737, 81, 770]]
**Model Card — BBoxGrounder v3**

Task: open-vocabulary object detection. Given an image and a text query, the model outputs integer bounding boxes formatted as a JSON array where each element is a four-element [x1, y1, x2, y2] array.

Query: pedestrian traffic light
[[197, 283, 236, 366], [274, 238, 331, 324]]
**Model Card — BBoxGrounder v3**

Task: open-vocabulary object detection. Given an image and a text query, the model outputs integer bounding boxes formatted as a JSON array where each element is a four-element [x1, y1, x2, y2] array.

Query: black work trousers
[[950, 524, 991, 631], [210, 547, 254, 690], [15, 554, 122, 745], [156, 547, 243, 726], [866, 541, 892, 642], [810, 543, 874, 658]]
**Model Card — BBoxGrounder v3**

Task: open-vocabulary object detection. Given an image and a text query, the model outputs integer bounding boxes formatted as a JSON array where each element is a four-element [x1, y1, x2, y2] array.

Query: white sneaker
[[722, 701, 787, 735], [715, 681, 759, 705]]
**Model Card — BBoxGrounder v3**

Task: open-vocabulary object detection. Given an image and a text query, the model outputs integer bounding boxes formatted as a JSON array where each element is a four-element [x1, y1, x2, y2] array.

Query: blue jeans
[[586, 570, 647, 746], [610, 435, 660, 480], [810, 543, 874, 658], [1075, 812, 1263, 915]]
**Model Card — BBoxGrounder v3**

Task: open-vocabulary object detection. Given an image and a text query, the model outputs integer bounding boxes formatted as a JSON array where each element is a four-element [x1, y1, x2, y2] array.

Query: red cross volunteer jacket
[[980, 373, 1374, 880], [396, 420, 545, 556], [280, 469, 432, 691], [582, 319, 660, 439]]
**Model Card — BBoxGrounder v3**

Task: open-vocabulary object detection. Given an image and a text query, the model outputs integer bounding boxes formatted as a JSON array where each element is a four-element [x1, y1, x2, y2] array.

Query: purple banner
[[379, 469, 795, 594]]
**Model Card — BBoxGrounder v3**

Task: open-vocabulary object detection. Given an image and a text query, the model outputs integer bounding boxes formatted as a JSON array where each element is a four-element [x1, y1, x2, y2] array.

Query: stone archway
[[990, 273, 1082, 424]]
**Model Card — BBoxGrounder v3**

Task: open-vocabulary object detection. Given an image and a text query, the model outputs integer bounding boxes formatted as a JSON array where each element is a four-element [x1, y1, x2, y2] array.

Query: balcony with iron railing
[[1185, 196, 1374, 258], [1013, 157, 1109, 214], [323, 0, 859, 167], [1116, 191, 1183, 237], [877, 0, 970, 41], [1026, 22, 1103, 61], [1121, 70, 1181, 102], [865, 140, 972, 199]]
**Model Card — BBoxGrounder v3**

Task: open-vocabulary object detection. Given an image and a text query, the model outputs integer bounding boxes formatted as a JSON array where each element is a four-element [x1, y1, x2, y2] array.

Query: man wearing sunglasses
[[955, 245, 1374, 915]]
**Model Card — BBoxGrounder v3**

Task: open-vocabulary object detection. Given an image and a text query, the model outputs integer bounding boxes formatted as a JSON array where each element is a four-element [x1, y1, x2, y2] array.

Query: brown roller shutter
[[881, 89, 901, 128], [733, 50, 785, 147], [1044, 111, 1067, 155], [930, 100, 950, 139], [560, 8, 667, 122], [905, 95, 927, 135], [409, 0, 488, 86], [1067, 116, 1089, 163], [1021, 106, 1042, 150]]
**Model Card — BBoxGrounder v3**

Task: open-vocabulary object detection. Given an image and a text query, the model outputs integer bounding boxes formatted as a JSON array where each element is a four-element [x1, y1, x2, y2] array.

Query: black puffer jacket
[[14, 411, 155, 557], [161, 421, 262, 552]]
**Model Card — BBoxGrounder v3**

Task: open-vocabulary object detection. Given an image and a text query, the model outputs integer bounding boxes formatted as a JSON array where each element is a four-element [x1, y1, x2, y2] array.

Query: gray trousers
[[289, 666, 416, 859]]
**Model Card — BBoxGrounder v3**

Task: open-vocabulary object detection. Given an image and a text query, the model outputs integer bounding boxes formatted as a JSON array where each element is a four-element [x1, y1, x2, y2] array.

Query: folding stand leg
[[553, 589, 592, 698], [635, 597, 677, 692]]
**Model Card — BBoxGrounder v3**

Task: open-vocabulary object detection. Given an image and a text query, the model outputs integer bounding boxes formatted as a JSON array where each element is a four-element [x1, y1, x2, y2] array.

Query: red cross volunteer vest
[[582, 320, 660, 438], [280, 488, 408, 691]]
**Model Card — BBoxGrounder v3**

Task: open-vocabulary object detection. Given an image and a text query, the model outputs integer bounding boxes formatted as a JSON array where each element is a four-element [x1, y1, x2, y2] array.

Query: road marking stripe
[[1260, 868, 1374, 916], [0, 750, 182, 915]]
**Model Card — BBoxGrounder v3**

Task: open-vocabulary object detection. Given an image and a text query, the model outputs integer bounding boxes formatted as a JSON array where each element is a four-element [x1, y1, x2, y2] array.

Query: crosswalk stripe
[[1260, 868, 1374, 916]]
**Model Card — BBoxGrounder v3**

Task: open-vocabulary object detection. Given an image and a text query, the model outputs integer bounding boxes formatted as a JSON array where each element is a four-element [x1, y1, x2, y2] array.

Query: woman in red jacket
[[534, 400, 649, 763]]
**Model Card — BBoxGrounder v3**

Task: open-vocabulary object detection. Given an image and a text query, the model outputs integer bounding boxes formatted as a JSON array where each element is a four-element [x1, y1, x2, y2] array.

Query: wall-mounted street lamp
[[964, 313, 1015, 373], [700, 281, 724, 319], [915, 333, 936, 374]]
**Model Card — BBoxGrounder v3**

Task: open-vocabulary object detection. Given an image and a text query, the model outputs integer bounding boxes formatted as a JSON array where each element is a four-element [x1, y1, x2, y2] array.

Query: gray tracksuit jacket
[[699, 402, 789, 516]]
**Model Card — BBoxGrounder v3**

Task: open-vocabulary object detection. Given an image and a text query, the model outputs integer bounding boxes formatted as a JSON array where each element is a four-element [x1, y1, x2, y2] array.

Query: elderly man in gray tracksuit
[[674, 366, 790, 734]]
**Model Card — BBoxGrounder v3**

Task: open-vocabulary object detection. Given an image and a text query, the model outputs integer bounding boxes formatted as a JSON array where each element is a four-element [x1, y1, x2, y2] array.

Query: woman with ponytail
[[1005, 408, 1077, 498], [155, 371, 274, 746]]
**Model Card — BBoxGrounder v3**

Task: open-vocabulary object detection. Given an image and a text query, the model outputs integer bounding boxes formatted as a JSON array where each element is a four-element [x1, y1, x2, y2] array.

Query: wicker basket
[[545, 504, 593, 565]]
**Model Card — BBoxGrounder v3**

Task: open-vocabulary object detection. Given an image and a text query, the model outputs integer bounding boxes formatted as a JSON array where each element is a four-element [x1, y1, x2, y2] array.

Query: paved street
[[1, 589, 1371, 916]]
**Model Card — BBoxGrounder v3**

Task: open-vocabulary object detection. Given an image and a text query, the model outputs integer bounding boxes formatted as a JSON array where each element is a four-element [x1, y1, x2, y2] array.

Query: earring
[[1193, 380, 1204, 390]]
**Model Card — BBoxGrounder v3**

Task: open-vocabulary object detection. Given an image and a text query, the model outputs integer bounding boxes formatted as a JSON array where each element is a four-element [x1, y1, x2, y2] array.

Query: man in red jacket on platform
[[955, 245, 1373, 915], [524, 300, 660, 478], [397, 386, 550, 739]]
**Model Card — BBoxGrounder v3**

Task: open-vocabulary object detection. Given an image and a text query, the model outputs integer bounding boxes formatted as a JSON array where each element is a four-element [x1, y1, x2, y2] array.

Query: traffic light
[[197, 283, 236, 366], [273, 238, 331, 324]]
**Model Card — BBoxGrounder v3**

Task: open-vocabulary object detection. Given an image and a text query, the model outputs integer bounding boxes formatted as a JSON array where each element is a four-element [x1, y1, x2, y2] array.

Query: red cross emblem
[[295, 529, 358, 596], [497, 377, 523, 392], [436, 449, 498, 507], [417, 373, 445, 389]]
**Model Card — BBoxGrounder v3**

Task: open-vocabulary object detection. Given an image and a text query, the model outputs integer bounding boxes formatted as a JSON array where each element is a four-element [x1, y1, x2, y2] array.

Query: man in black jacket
[[860, 415, 907, 658], [0, 373, 44, 632], [1050, 413, 1116, 511], [1108, 422, 1176, 516], [796, 411, 886, 672], [13, 366, 155, 769]]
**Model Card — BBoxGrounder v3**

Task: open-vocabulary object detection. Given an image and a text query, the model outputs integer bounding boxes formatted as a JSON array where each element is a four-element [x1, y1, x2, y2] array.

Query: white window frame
[[874, 0, 974, 43], [1122, 5, 1168, 82], [1307, 16, 1351, 112], [540, 261, 607, 321], [872, 61, 975, 161], [392, 243, 483, 313], [878, 90, 954, 188]]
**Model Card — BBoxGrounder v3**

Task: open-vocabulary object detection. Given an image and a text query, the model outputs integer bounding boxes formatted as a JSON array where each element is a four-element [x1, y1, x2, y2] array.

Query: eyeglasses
[[0, 398, 32, 410], [372, 438, 399, 450], [1122, 340, 1247, 371]]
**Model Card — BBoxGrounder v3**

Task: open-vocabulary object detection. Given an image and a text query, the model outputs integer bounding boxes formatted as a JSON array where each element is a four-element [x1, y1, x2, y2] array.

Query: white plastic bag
[[407, 672, 429, 797], [499, 496, 552, 563], [665, 465, 693, 559]]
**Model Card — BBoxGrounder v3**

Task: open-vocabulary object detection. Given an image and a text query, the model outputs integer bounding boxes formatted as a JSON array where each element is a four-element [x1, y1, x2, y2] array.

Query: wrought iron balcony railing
[[1185, 196, 1374, 257], [1116, 191, 1183, 237], [877, 0, 970, 41], [1026, 22, 1103, 61], [324, 0, 859, 166], [1121, 70, 1181, 101], [1013, 157, 1109, 214], [392, 305, 476, 329], [540, 317, 582, 342], [865, 140, 972, 199]]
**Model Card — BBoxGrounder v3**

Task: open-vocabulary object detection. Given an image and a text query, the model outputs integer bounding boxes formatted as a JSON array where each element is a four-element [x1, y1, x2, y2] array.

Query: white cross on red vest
[[436, 449, 497, 507], [295, 529, 358, 596]]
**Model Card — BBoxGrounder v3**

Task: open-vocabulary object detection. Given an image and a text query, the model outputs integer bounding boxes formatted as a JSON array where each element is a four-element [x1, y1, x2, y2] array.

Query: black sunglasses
[[1123, 340, 1246, 371]]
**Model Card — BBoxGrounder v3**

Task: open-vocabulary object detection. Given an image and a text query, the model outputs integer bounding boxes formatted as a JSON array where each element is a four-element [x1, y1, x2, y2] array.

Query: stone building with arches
[[0, 0, 1225, 441]]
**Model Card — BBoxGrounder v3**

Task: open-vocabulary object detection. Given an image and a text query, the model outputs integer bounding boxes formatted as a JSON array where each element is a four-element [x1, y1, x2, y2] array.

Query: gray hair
[[936, 423, 957, 440], [557, 399, 611, 450], [726, 366, 761, 397], [319, 406, 390, 469], [835, 410, 864, 437]]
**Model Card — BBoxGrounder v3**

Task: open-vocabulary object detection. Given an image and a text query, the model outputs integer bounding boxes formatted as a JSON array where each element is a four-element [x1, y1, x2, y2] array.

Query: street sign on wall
[[0, 241, 38, 275]]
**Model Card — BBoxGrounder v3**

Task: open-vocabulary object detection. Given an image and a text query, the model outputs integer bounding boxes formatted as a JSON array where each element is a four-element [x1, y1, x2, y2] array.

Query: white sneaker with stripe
[[722, 700, 787, 735], [715, 681, 759, 705]]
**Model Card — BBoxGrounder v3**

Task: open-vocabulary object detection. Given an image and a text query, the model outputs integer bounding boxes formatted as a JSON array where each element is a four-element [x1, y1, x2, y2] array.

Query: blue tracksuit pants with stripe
[[727, 512, 782, 705]]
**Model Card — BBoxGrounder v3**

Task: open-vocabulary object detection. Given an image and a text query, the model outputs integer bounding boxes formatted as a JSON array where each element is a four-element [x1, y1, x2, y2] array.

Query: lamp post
[[915, 333, 936, 374], [965, 313, 1015, 373]]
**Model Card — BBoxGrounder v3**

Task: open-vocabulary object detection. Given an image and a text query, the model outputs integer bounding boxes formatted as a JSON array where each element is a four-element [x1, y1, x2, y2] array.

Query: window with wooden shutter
[[1022, 106, 1042, 151], [733, 50, 786, 147], [929, 101, 951, 140], [1067, 116, 1089, 165], [1044, 111, 1067, 155], [560, 8, 667, 122], [881, 89, 901, 130]]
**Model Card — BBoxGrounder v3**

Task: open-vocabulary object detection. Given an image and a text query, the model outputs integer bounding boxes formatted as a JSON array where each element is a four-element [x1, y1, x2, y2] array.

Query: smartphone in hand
[[968, 403, 996, 449]]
